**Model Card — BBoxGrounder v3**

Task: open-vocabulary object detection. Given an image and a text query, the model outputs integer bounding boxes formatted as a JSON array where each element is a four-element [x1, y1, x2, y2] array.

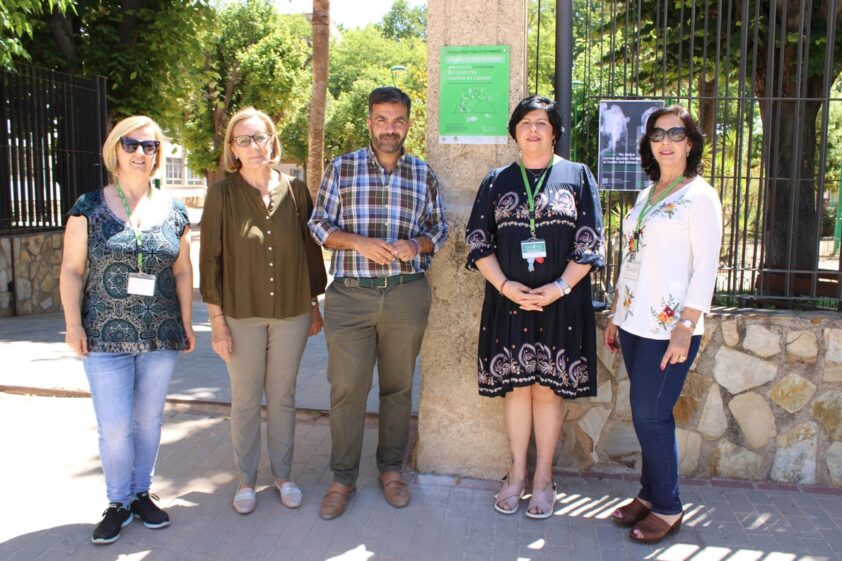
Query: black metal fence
[[0, 64, 108, 234], [564, 0, 842, 310]]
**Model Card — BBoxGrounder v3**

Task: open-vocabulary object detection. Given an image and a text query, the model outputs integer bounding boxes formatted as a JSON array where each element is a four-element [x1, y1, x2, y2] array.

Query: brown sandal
[[629, 512, 684, 544], [612, 497, 651, 527]]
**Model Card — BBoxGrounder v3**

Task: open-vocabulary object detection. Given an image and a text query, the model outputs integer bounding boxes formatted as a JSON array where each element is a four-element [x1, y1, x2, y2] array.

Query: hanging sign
[[597, 100, 664, 191], [439, 45, 510, 144]]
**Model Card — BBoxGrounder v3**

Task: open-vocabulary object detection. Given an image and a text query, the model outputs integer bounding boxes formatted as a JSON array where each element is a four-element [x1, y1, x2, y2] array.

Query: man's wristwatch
[[555, 278, 572, 296], [678, 318, 696, 331]]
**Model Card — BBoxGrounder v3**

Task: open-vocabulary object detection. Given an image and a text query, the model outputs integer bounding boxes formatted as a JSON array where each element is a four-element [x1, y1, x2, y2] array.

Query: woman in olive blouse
[[200, 107, 327, 515]]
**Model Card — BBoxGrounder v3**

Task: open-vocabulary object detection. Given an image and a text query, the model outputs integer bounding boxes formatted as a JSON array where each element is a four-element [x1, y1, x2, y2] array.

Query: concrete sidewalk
[[2, 392, 842, 561], [0, 298, 420, 415], [0, 226, 418, 414]]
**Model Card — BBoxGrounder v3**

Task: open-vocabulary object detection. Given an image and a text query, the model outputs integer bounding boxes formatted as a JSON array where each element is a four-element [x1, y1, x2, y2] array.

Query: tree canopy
[[178, 0, 311, 180], [19, 0, 211, 129], [378, 0, 426, 40], [281, 23, 427, 166], [0, 0, 74, 69]]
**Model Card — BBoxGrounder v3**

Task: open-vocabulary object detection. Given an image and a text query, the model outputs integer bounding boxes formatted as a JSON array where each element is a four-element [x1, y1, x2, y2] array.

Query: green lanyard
[[518, 155, 555, 236], [115, 179, 152, 271], [633, 175, 685, 242]]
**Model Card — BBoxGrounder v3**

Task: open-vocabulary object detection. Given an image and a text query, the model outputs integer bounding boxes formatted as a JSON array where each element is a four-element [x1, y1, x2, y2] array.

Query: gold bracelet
[[210, 312, 225, 321]]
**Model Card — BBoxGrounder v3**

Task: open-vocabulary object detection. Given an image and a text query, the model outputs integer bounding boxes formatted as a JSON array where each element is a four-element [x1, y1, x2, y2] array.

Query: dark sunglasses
[[231, 133, 273, 148], [648, 127, 688, 142], [120, 136, 160, 155]]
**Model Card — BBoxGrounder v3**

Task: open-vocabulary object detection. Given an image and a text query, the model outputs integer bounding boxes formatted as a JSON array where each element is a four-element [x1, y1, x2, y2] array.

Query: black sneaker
[[92, 503, 133, 544], [131, 492, 171, 529]]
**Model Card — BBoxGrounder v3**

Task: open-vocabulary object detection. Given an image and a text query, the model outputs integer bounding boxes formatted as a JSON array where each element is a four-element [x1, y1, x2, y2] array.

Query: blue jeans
[[84, 351, 179, 506], [619, 329, 701, 515]]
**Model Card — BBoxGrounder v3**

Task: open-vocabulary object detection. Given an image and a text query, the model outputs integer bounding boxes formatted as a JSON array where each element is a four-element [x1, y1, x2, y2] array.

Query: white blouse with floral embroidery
[[613, 176, 722, 340]]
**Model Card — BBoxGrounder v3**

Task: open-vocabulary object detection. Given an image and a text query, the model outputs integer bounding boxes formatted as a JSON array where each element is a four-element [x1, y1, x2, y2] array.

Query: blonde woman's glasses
[[231, 133, 273, 147]]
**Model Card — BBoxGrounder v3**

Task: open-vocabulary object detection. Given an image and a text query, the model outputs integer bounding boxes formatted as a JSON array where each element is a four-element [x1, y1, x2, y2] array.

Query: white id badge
[[520, 239, 547, 259], [127, 273, 156, 296], [624, 262, 641, 282]]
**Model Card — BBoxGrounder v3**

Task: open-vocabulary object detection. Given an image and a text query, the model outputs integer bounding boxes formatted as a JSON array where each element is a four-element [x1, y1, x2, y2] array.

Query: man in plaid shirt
[[309, 87, 448, 520]]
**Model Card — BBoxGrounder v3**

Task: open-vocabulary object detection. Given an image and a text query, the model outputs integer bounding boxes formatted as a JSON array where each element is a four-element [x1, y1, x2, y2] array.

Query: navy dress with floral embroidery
[[69, 189, 190, 353], [465, 159, 605, 398]]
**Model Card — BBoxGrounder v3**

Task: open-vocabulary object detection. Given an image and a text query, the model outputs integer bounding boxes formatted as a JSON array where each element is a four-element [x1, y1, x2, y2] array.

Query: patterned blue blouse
[[68, 189, 190, 353]]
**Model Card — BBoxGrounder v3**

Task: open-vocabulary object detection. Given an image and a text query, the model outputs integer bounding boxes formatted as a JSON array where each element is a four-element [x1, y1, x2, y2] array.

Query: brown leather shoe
[[612, 497, 651, 527], [379, 471, 410, 508], [629, 512, 684, 544], [319, 481, 356, 520]]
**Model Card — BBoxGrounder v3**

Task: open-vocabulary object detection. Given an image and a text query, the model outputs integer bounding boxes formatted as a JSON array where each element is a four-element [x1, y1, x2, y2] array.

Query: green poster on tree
[[439, 45, 510, 144]]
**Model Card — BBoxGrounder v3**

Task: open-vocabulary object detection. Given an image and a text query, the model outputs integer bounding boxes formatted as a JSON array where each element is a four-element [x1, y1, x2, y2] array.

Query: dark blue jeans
[[619, 329, 701, 515]]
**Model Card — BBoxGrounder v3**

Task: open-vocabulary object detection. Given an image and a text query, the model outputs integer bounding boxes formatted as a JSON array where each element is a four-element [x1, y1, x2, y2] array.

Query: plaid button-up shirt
[[308, 146, 448, 278]]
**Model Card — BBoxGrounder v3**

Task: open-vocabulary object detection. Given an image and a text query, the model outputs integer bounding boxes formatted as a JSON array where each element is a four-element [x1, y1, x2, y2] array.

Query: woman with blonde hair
[[60, 115, 196, 544], [200, 107, 327, 514]]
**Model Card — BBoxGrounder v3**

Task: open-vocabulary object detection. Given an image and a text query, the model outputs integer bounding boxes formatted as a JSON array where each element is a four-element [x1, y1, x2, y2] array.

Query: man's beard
[[373, 133, 404, 153]]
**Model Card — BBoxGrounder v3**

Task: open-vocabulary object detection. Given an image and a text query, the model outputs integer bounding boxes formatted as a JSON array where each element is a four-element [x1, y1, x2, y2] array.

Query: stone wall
[[584, 312, 842, 487], [0, 232, 64, 317], [418, 288, 842, 486]]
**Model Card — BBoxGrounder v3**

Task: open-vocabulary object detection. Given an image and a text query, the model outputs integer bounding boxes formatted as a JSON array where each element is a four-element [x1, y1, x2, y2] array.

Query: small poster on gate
[[597, 100, 664, 191]]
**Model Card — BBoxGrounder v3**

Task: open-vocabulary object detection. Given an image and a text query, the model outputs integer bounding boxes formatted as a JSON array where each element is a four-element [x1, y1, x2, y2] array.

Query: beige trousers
[[225, 312, 310, 485]]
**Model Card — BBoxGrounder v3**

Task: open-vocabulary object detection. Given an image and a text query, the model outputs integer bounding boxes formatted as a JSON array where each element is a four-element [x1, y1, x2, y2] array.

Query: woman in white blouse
[[603, 106, 722, 544]]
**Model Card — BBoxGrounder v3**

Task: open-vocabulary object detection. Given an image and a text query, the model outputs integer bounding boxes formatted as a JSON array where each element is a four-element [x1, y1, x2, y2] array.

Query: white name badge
[[127, 273, 157, 296], [521, 239, 547, 259], [624, 262, 641, 282]]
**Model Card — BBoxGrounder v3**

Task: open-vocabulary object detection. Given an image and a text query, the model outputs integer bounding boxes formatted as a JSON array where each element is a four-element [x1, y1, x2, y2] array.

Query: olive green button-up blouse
[[199, 171, 327, 319]]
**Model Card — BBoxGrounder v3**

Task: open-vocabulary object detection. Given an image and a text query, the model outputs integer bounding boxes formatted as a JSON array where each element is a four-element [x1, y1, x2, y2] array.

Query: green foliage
[[0, 0, 74, 69], [823, 78, 842, 192], [17, 0, 210, 133], [280, 22, 428, 167], [179, 1, 311, 176], [378, 0, 426, 40], [526, 0, 591, 99]]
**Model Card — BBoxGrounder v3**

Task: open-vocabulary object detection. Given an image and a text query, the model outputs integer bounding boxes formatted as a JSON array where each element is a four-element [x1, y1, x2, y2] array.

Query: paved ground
[[4, 214, 842, 560], [2, 392, 842, 561], [0, 225, 420, 413], [0, 299, 419, 414]]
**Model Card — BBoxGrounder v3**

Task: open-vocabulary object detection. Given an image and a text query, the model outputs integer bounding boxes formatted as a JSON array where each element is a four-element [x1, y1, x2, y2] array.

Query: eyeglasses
[[231, 133, 273, 147], [648, 127, 688, 142], [119, 137, 160, 155]]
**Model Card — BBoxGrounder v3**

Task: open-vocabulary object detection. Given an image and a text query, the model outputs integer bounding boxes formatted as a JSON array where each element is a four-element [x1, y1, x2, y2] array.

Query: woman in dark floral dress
[[60, 116, 195, 544], [466, 96, 604, 519]]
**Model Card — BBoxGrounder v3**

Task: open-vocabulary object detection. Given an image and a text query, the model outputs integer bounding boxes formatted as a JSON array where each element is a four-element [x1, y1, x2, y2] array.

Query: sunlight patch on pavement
[[159, 417, 226, 444], [526, 538, 545, 550], [325, 544, 375, 560], [116, 552, 150, 560]]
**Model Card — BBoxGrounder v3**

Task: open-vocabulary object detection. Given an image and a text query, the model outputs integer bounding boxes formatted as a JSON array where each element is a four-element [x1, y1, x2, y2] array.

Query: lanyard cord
[[518, 155, 555, 236], [115, 178, 152, 271], [634, 175, 685, 235]]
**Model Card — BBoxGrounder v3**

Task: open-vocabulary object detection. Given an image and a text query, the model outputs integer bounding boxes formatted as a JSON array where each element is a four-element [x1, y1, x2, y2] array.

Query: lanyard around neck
[[634, 175, 685, 234], [115, 179, 152, 271], [518, 155, 555, 236]]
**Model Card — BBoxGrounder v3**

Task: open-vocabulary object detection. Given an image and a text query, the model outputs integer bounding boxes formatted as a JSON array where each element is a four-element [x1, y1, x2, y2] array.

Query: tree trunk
[[749, 0, 842, 300], [759, 97, 820, 273], [205, 166, 227, 187], [307, 0, 330, 200], [117, 0, 143, 52], [49, 8, 79, 74], [696, 76, 716, 142]]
